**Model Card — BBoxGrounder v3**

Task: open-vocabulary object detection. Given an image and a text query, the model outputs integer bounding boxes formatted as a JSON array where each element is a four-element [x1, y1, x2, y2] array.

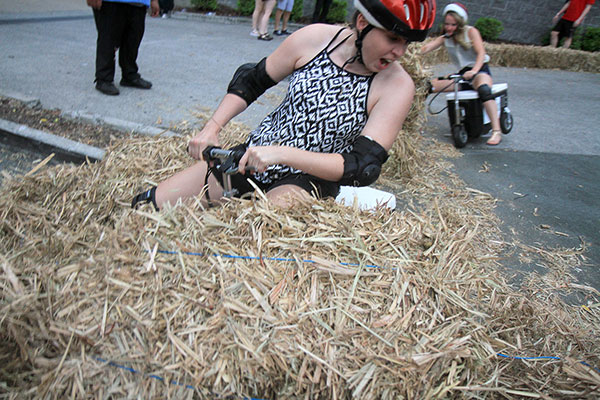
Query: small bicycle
[[429, 74, 514, 148]]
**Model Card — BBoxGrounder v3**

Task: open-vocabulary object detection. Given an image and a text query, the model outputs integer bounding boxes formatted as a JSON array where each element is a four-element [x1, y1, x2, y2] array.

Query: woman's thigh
[[265, 184, 312, 207], [156, 162, 224, 207], [431, 78, 455, 92], [263, 0, 277, 14], [472, 73, 493, 89]]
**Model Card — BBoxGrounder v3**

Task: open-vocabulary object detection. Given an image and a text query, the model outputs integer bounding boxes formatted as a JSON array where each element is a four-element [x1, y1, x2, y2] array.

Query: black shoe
[[273, 30, 283, 36], [257, 33, 273, 41], [281, 29, 291, 35], [120, 77, 152, 89], [95, 81, 119, 96]]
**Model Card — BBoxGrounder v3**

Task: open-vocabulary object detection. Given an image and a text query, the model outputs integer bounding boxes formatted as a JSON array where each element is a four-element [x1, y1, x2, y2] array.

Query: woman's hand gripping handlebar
[[202, 145, 247, 175], [202, 144, 254, 198]]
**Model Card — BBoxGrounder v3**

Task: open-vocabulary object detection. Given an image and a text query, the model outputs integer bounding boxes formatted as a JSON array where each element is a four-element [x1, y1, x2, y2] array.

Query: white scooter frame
[[442, 74, 514, 148]]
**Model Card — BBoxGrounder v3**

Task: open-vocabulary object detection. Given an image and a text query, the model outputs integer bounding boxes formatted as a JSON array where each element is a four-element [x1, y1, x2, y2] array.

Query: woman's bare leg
[[155, 162, 224, 209], [251, 0, 263, 33], [258, 0, 276, 35], [431, 77, 456, 93], [472, 74, 501, 145], [265, 184, 312, 208]]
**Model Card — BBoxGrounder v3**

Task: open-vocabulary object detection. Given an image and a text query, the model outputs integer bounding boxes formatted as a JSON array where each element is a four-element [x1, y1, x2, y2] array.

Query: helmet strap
[[342, 24, 374, 69]]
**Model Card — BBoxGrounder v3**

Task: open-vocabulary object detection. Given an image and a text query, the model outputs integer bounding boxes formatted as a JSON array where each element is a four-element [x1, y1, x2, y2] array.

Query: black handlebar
[[437, 74, 464, 81], [202, 144, 247, 175]]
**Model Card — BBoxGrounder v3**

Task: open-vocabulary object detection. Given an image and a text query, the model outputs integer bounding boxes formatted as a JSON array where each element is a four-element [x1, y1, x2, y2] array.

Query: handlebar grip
[[202, 144, 248, 174], [202, 145, 222, 161]]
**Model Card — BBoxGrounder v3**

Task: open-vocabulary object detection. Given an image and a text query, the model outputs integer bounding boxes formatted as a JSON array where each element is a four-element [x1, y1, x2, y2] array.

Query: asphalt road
[[0, 5, 599, 295]]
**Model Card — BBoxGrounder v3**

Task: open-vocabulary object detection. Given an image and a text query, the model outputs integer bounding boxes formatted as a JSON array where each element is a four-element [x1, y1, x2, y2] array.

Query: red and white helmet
[[354, 0, 437, 42], [443, 2, 468, 23]]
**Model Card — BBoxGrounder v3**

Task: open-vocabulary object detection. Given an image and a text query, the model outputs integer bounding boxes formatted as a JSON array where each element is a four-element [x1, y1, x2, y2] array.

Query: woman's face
[[361, 28, 409, 72], [444, 13, 459, 36]]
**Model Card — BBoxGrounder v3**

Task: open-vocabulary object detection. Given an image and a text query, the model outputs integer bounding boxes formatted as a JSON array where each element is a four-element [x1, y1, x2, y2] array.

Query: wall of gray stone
[[175, 0, 600, 45]]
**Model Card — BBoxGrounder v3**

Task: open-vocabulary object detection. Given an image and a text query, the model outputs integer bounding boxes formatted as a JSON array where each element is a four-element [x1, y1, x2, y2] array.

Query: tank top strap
[[326, 27, 353, 54]]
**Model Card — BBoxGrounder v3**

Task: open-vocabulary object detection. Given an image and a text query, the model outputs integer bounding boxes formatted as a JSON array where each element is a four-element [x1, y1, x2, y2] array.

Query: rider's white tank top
[[444, 26, 490, 70]]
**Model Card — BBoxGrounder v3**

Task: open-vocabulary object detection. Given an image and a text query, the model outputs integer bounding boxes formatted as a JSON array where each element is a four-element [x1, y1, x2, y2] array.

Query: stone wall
[[433, 0, 600, 44], [175, 0, 600, 45]]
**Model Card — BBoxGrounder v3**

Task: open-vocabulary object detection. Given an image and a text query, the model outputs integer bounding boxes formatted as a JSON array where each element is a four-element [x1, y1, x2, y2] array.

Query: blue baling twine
[[93, 357, 265, 399], [94, 357, 195, 390], [156, 249, 384, 269], [496, 353, 600, 373], [104, 249, 597, 390], [94, 353, 600, 394]]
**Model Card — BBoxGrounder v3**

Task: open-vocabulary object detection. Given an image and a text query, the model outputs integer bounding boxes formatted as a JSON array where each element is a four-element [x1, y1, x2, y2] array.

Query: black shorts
[[458, 63, 492, 90], [553, 18, 575, 40], [211, 169, 341, 200]]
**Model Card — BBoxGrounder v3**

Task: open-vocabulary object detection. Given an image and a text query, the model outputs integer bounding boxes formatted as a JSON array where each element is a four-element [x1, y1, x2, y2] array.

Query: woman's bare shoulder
[[280, 24, 349, 68], [290, 24, 349, 49], [378, 62, 414, 89], [369, 62, 415, 107]]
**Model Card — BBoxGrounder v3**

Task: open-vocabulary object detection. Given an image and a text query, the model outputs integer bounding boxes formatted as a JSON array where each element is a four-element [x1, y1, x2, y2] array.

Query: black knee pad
[[477, 84, 495, 102]]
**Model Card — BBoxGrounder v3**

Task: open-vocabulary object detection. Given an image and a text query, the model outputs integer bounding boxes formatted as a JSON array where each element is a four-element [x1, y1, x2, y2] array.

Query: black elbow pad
[[340, 136, 389, 187], [227, 57, 277, 106]]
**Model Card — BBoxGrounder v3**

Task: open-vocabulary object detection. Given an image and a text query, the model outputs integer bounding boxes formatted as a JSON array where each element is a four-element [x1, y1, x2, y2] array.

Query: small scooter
[[431, 74, 514, 148], [202, 145, 247, 198]]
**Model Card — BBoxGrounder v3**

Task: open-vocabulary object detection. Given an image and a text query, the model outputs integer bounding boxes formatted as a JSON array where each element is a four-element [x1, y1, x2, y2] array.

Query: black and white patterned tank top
[[246, 28, 375, 185]]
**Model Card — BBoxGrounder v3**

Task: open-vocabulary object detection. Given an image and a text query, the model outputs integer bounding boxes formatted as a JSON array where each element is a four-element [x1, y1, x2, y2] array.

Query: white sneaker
[[250, 30, 259, 37]]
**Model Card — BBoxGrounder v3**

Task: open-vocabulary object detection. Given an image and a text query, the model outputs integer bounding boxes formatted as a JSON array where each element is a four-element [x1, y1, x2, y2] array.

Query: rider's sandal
[[486, 130, 502, 146], [257, 33, 273, 41]]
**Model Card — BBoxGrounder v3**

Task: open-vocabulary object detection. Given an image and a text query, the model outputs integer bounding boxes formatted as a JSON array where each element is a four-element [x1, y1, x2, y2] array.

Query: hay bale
[[1, 51, 599, 399], [420, 40, 600, 73]]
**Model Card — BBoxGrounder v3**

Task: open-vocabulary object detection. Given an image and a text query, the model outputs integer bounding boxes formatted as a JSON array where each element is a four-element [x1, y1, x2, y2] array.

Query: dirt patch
[[0, 96, 141, 148]]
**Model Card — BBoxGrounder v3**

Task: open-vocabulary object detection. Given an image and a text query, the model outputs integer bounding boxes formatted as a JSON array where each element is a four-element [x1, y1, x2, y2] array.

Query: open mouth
[[379, 58, 393, 69]]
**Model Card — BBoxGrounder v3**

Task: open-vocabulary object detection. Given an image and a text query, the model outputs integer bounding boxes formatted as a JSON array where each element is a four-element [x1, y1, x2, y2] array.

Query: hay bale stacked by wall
[[421, 40, 600, 73]]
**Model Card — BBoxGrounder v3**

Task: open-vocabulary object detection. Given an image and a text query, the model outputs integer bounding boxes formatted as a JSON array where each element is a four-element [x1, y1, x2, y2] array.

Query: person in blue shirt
[[87, 0, 159, 95]]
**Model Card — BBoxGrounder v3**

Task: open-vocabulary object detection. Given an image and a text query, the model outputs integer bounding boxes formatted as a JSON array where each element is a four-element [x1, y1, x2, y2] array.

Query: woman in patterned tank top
[[132, 0, 437, 211]]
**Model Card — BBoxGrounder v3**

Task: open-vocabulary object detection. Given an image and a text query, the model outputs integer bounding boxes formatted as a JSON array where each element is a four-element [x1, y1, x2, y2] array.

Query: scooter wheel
[[500, 111, 513, 134], [452, 125, 468, 148]]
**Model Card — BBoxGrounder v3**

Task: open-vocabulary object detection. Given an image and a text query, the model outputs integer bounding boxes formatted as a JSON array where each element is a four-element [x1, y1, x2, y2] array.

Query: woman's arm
[[463, 27, 486, 80], [188, 26, 329, 160], [239, 146, 344, 180], [419, 36, 445, 55], [553, 1, 571, 23], [575, 4, 593, 26], [360, 65, 415, 151], [187, 94, 248, 159]]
